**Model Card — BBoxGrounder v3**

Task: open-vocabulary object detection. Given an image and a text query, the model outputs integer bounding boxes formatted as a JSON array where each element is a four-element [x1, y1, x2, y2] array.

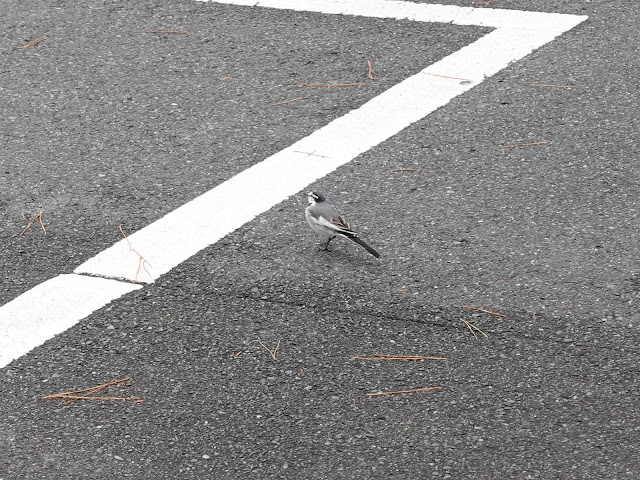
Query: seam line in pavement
[[73, 271, 149, 286]]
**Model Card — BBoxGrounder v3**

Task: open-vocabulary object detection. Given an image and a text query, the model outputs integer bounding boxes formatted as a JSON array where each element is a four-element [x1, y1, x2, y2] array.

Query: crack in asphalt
[[199, 286, 639, 355]]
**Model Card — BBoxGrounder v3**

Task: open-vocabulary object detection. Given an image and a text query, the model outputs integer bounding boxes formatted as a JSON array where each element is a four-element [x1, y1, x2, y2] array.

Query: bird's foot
[[321, 236, 335, 252]]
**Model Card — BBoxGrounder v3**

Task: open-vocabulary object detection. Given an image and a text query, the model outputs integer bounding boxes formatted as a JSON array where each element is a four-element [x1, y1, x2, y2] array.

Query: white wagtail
[[305, 192, 380, 258]]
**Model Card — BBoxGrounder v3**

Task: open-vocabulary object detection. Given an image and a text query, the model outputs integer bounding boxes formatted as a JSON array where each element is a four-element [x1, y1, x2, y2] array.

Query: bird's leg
[[322, 236, 336, 251]]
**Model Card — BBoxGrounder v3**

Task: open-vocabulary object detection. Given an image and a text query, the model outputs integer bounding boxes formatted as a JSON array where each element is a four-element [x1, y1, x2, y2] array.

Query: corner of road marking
[[1, 0, 587, 368]]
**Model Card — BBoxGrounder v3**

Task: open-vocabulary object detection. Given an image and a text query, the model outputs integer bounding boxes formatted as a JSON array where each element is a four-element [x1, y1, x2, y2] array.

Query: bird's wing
[[312, 214, 353, 234], [330, 215, 351, 231]]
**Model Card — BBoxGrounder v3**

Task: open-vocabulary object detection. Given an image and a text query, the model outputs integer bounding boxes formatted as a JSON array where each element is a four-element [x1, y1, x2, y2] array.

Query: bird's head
[[307, 191, 325, 204]]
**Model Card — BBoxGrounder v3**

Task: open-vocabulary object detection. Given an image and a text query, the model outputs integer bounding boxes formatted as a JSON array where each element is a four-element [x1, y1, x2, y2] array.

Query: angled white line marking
[[0, 0, 587, 368], [0, 275, 141, 368]]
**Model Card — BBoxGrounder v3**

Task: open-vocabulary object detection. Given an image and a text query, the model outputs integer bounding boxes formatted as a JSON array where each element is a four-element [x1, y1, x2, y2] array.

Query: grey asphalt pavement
[[0, 0, 485, 301], [1, 0, 639, 478]]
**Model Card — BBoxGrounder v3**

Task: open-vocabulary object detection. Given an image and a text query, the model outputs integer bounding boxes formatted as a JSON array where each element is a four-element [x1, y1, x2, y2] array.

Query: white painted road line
[[0, 0, 587, 369], [202, 0, 586, 32], [0, 275, 141, 368], [74, 3, 586, 284]]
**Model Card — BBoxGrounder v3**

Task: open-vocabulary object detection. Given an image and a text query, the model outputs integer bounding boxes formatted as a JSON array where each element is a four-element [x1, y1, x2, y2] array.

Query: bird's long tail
[[348, 235, 381, 258]]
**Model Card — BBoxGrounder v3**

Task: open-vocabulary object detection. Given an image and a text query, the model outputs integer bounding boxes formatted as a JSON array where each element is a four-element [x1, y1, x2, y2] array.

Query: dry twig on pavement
[[20, 211, 46, 236], [18, 36, 48, 49], [367, 60, 375, 80], [119, 225, 152, 282], [293, 150, 331, 159], [44, 377, 143, 405], [422, 72, 472, 81], [462, 319, 488, 339], [258, 339, 281, 362]]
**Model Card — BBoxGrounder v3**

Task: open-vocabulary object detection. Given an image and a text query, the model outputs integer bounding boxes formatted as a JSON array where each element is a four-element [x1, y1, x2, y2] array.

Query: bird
[[305, 191, 380, 258]]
